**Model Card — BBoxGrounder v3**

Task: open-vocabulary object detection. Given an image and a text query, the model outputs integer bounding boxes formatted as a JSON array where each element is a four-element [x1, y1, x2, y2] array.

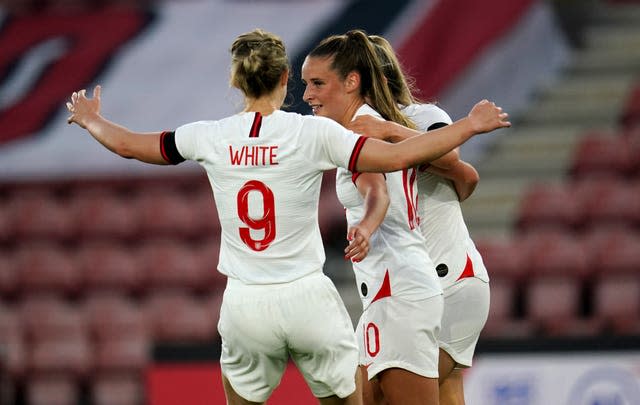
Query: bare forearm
[[359, 187, 389, 234], [83, 113, 166, 165]]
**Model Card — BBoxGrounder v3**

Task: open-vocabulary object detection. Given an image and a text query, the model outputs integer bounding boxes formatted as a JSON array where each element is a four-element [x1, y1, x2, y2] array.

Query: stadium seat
[[0, 198, 11, 244], [9, 189, 75, 242], [570, 133, 634, 179], [84, 293, 149, 341], [189, 184, 222, 236], [144, 291, 219, 343], [526, 276, 600, 336], [192, 235, 226, 289], [136, 238, 214, 293], [0, 305, 26, 381], [25, 375, 79, 405], [593, 275, 640, 335], [474, 237, 527, 283], [517, 182, 583, 231], [481, 277, 533, 338], [91, 372, 144, 405], [519, 229, 592, 280], [15, 242, 80, 297], [76, 240, 144, 295], [588, 228, 640, 277], [575, 177, 640, 228], [0, 250, 18, 298], [134, 185, 203, 238], [92, 333, 150, 375], [71, 189, 139, 241]]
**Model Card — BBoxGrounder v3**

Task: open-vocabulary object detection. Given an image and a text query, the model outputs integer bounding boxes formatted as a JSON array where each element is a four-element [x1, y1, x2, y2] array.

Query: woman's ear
[[345, 71, 360, 93]]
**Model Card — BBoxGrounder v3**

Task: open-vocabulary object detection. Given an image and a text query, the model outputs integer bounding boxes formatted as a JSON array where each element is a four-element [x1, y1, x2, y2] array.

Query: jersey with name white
[[174, 110, 366, 285], [403, 103, 489, 289], [337, 104, 442, 310]]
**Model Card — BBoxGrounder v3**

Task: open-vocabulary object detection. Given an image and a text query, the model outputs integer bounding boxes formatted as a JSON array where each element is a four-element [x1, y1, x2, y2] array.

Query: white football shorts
[[218, 271, 359, 402], [438, 277, 490, 368], [358, 294, 443, 380]]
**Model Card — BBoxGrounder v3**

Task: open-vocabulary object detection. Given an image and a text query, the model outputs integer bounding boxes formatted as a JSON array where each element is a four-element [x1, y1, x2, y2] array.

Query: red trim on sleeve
[[348, 136, 368, 172], [351, 172, 362, 184], [159, 131, 170, 163]]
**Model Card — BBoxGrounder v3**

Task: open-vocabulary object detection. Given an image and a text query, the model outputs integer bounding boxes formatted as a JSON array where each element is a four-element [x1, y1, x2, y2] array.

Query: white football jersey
[[403, 103, 489, 289], [337, 104, 442, 310], [173, 110, 367, 284]]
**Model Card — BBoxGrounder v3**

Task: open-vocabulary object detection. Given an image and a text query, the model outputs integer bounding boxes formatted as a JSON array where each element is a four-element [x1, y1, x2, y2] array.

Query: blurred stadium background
[[0, 0, 639, 404]]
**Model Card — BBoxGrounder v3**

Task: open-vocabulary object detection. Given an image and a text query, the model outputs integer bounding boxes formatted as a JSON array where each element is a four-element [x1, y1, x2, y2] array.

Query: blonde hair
[[230, 29, 289, 99], [308, 29, 415, 129]]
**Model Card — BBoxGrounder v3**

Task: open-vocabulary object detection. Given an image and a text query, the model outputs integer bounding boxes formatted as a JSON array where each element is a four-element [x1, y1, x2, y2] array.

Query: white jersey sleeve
[[403, 103, 452, 130]]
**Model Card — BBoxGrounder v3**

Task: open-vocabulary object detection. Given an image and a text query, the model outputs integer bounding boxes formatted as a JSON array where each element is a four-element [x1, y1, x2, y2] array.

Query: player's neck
[[243, 94, 282, 116]]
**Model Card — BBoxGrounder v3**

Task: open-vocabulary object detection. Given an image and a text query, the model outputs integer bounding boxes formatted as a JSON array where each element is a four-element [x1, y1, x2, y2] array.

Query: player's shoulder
[[403, 102, 448, 117]]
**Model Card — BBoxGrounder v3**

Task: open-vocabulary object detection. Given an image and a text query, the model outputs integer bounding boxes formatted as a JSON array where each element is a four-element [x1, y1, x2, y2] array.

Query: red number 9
[[237, 180, 276, 251]]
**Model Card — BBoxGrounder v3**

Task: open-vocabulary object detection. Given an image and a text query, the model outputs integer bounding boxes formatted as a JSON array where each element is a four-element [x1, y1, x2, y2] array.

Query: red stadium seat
[[570, 133, 634, 179], [593, 275, 640, 335], [519, 229, 592, 280], [76, 240, 144, 295], [0, 250, 18, 298], [517, 182, 583, 231], [474, 237, 527, 283], [136, 238, 214, 293], [22, 299, 92, 377], [92, 334, 150, 374], [91, 373, 144, 405], [481, 277, 533, 338], [9, 189, 75, 242], [84, 293, 149, 341], [25, 375, 79, 405], [144, 291, 219, 343], [15, 242, 80, 296], [588, 228, 640, 277], [574, 177, 640, 228], [189, 184, 222, 236], [134, 186, 200, 238], [0, 305, 26, 380], [192, 235, 226, 289], [526, 276, 600, 336], [71, 189, 139, 241]]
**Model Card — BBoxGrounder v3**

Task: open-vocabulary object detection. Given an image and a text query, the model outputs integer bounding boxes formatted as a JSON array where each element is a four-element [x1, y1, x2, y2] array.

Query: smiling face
[[301, 55, 361, 126]]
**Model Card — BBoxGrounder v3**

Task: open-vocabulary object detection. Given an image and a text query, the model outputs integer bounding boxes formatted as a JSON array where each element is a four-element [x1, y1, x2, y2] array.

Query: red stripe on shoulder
[[348, 136, 368, 172]]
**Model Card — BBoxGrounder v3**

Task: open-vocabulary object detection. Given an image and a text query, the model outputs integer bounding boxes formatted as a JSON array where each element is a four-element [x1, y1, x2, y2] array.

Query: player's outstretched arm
[[347, 115, 461, 169], [66, 86, 168, 165], [354, 100, 510, 173]]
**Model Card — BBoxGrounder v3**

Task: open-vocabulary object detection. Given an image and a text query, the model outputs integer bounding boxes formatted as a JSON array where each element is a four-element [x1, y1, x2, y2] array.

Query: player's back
[[174, 110, 360, 284]]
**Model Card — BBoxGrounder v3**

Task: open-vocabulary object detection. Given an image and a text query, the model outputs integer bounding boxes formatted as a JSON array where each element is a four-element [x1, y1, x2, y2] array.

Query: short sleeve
[[301, 116, 367, 172], [405, 104, 453, 132], [173, 121, 210, 162]]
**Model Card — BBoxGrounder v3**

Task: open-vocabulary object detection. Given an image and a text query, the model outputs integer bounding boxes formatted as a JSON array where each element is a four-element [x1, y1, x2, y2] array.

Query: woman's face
[[301, 55, 353, 124]]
